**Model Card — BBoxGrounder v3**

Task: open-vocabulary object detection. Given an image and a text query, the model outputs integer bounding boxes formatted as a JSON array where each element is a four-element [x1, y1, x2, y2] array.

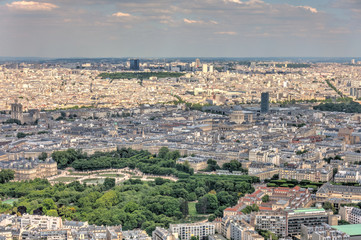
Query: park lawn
[[188, 202, 197, 216], [2, 198, 18, 205], [99, 174, 124, 178], [53, 177, 78, 182], [83, 178, 105, 184], [70, 173, 91, 176]]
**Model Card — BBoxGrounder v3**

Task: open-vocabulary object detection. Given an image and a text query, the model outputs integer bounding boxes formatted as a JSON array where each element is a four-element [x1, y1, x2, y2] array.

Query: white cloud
[[184, 18, 200, 24], [298, 6, 318, 13], [224, 0, 243, 4], [184, 18, 218, 25], [112, 12, 132, 17], [214, 31, 237, 35], [6, 1, 58, 11]]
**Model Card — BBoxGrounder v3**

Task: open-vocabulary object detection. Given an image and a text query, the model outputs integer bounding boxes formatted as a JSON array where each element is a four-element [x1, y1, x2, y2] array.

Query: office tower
[[130, 59, 140, 70], [351, 59, 356, 64], [261, 92, 269, 113], [209, 65, 214, 73], [202, 64, 208, 73], [11, 99, 23, 123], [196, 59, 201, 68]]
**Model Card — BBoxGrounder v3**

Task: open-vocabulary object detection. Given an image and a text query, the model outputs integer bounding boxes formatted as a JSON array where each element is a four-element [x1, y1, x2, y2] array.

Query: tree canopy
[[0, 173, 257, 235], [51, 148, 193, 178]]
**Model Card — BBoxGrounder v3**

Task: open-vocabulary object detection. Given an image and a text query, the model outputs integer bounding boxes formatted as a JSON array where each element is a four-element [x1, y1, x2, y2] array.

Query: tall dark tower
[[130, 59, 140, 70], [11, 99, 23, 123], [261, 92, 269, 113]]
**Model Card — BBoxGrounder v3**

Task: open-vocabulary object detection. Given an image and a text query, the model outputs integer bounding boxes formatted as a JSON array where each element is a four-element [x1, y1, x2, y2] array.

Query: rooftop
[[292, 208, 325, 213], [332, 224, 361, 236]]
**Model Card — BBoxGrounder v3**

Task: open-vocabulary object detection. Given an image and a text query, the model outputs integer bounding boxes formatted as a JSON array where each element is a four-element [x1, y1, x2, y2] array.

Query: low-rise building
[[0, 158, 57, 181], [316, 183, 361, 207], [279, 168, 332, 182], [300, 223, 350, 240], [176, 156, 208, 171]]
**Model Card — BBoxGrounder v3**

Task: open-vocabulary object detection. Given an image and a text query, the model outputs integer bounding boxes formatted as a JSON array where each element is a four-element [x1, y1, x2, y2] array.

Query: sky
[[0, 0, 360, 58]]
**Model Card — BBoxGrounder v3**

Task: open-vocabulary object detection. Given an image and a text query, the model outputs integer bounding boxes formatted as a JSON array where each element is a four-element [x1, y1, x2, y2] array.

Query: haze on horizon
[[0, 0, 360, 58]]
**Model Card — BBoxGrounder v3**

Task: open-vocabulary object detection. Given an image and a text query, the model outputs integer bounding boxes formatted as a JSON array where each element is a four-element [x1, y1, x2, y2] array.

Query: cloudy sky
[[0, 0, 360, 58]]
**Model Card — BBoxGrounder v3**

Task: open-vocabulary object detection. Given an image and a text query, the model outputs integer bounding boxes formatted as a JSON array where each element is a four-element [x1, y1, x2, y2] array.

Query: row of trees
[[314, 101, 361, 113], [203, 159, 247, 173], [266, 179, 324, 190], [51, 147, 193, 178]]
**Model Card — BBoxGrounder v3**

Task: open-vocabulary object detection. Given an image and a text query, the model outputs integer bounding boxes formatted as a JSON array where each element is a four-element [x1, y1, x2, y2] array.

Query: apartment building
[[300, 224, 350, 240], [21, 229, 72, 240], [286, 208, 332, 237], [252, 208, 333, 237], [230, 219, 264, 240], [0, 158, 57, 181], [344, 152, 361, 163], [316, 183, 361, 205], [152, 227, 178, 240], [279, 168, 332, 182], [19, 214, 62, 230], [340, 207, 361, 224], [169, 223, 215, 240], [252, 209, 287, 237], [249, 148, 280, 166], [340, 206, 353, 222]]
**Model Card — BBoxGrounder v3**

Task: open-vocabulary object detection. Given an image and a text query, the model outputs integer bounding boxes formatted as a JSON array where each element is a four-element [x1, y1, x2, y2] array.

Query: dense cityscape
[[2, 0, 361, 239], [0, 57, 360, 240]]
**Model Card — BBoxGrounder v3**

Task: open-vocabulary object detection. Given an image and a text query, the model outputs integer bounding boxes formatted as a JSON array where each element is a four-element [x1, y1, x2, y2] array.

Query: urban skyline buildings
[[130, 59, 140, 71], [260, 92, 269, 113], [1, 0, 361, 239]]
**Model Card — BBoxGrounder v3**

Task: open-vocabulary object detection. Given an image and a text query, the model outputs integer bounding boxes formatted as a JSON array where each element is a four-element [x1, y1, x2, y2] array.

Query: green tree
[[179, 199, 189, 217], [42, 198, 57, 211], [0, 169, 15, 183], [262, 194, 270, 203], [222, 160, 245, 172], [38, 152, 48, 161], [17, 132, 27, 138], [195, 187, 206, 198], [196, 194, 218, 214], [158, 147, 170, 159], [96, 190, 119, 208], [338, 220, 350, 225], [103, 178, 116, 190], [47, 209, 59, 217], [323, 202, 336, 213]]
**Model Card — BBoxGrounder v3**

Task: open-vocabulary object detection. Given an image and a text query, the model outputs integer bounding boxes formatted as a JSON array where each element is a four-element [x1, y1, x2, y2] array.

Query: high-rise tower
[[261, 92, 269, 113], [130, 59, 140, 70]]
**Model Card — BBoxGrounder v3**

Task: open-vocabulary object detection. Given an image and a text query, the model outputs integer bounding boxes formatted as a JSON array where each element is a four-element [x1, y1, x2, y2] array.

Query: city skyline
[[0, 0, 360, 58]]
